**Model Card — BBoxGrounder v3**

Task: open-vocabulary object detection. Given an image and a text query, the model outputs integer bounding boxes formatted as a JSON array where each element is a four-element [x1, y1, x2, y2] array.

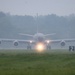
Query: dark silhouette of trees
[[0, 11, 75, 39]]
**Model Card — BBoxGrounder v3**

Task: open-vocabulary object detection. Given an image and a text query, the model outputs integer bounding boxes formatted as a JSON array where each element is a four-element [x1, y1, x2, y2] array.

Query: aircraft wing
[[45, 39, 75, 43], [17, 40, 35, 44], [0, 38, 35, 44], [1, 38, 75, 43], [0, 39, 15, 42]]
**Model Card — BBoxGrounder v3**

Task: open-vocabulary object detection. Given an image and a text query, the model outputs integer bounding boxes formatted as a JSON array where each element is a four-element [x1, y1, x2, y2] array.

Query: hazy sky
[[0, 0, 75, 16]]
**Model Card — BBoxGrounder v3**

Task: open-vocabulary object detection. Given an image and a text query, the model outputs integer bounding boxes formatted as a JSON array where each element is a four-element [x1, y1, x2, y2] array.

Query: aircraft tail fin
[[37, 24, 39, 33], [36, 13, 39, 33]]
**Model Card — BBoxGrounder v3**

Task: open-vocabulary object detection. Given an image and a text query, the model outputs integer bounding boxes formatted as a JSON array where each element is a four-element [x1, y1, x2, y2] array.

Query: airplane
[[0, 31, 75, 51], [0, 13, 75, 51], [19, 32, 56, 50]]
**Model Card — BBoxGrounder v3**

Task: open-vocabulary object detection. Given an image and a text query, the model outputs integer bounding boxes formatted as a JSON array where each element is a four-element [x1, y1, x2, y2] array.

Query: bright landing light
[[36, 43, 44, 52], [47, 40, 50, 44]]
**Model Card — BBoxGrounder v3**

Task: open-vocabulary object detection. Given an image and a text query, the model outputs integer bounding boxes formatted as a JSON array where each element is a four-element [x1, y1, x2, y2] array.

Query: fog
[[0, 0, 75, 16], [0, 0, 75, 49], [0, 12, 75, 49], [0, 12, 75, 39]]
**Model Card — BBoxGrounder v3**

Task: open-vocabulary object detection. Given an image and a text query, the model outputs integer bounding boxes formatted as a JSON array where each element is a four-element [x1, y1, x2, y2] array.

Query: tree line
[[0, 11, 75, 39]]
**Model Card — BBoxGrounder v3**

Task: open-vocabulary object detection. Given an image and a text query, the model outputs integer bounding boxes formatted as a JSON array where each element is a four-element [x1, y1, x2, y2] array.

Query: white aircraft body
[[0, 32, 75, 51]]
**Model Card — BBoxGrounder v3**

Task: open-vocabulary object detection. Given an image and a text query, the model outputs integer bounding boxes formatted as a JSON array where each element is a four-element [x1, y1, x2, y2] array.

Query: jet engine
[[60, 40, 66, 46], [13, 41, 19, 46]]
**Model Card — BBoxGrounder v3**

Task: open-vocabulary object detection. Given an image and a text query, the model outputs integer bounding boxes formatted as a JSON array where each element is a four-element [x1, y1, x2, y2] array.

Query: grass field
[[0, 49, 75, 75]]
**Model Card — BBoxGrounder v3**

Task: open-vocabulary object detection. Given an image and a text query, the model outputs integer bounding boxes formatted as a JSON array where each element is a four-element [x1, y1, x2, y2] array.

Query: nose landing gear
[[27, 44, 32, 50], [47, 44, 51, 50]]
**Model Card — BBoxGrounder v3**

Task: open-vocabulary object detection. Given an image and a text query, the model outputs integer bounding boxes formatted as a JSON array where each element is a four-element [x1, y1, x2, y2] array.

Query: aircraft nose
[[38, 37, 44, 42]]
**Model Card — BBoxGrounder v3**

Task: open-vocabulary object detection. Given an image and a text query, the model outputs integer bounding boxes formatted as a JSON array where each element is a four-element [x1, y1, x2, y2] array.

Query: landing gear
[[27, 44, 32, 50], [47, 44, 51, 50]]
